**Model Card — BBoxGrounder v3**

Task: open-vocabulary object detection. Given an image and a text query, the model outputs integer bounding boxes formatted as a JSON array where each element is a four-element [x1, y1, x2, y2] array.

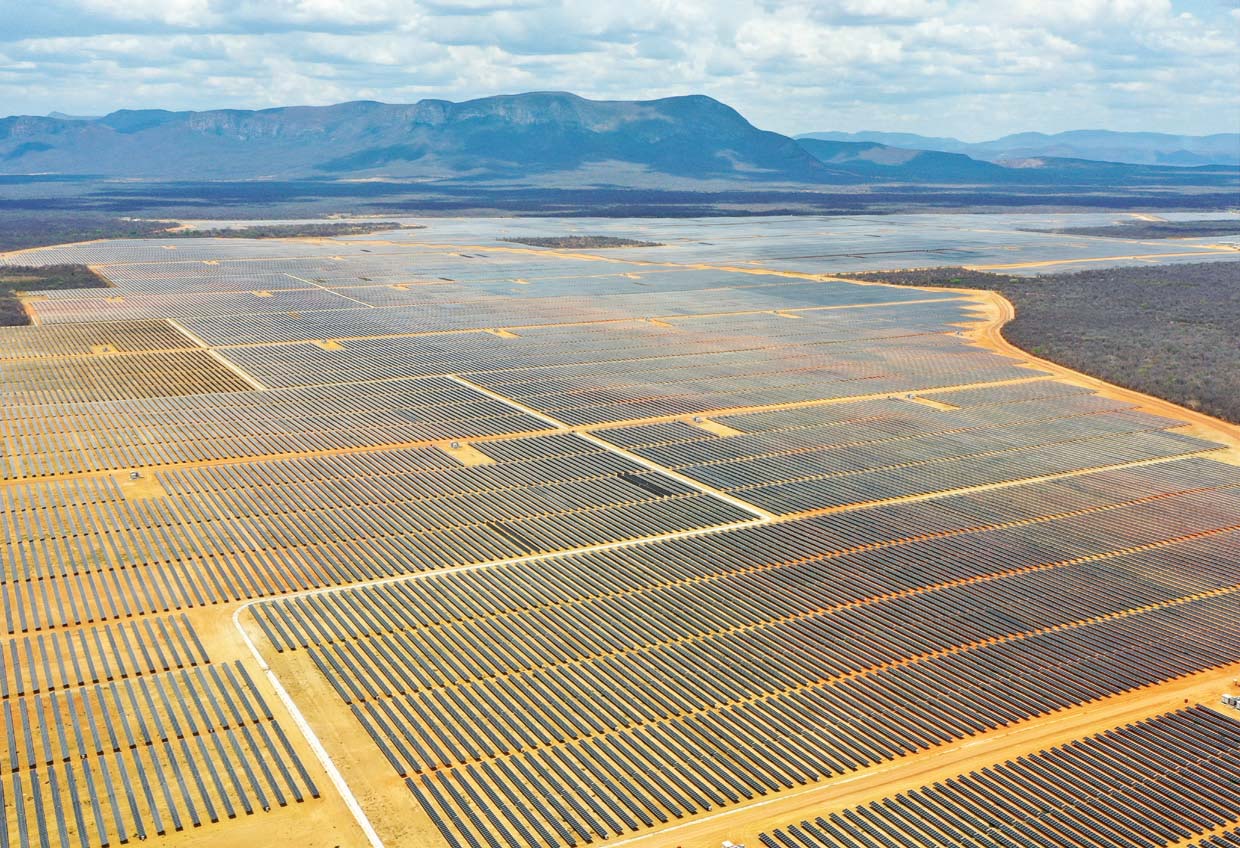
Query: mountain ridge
[[0, 93, 1234, 187], [797, 129, 1240, 167], [1, 92, 831, 183]]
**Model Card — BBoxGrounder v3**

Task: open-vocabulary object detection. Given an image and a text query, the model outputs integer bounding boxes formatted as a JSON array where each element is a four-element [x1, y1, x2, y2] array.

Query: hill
[[0, 93, 832, 184], [794, 138, 1234, 187], [795, 138, 1012, 182], [1, 93, 1234, 191], [799, 129, 1240, 167]]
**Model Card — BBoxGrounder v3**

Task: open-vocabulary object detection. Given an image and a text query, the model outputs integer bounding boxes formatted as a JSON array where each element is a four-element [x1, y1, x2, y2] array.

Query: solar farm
[[1, 217, 1239, 848]]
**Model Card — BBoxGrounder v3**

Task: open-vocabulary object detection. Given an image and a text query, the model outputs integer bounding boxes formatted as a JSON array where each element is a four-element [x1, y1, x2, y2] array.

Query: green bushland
[[169, 222, 414, 239], [839, 262, 1240, 424], [1029, 220, 1239, 239], [0, 213, 172, 252], [500, 235, 663, 248], [0, 212, 414, 253], [0, 264, 111, 326]]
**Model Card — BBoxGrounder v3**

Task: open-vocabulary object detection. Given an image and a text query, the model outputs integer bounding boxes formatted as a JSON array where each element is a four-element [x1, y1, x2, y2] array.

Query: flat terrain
[[0, 264, 110, 325], [0, 212, 414, 253], [1, 212, 1238, 848], [1030, 218, 1240, 239], [164, 222, 415, 239], [317, 210, 1239, 275], [0, 211, 172, 253], [840, 263, 1240, 424], [499, 236, 663, 249], [4, 173, 1239, 221]]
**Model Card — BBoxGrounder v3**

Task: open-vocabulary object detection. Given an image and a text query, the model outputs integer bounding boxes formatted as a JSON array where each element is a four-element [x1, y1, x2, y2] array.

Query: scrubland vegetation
[[1033, 220, 1239, 239], [0, 211, 412, 253], [0, 264, 110, 326], [0, 213, 170, 252], [841, 262, 1240, 423], [500, 235, 663, 248], [170, 222, 413, 239]]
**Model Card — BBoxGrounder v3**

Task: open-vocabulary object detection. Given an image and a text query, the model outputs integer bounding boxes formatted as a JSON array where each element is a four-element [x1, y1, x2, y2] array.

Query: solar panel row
[[1, 433, 753, 634], [759, 705, 1240, 848], [0, 320, 199, 360], [596, 396, 1217, 513], [1, 377, 550, 480], [466, 343, 1036, 427], [249, 466, 1240, 847], [0, 349, 254, 405], [0, 603, 316, 848], [214, 302, 976, 389]]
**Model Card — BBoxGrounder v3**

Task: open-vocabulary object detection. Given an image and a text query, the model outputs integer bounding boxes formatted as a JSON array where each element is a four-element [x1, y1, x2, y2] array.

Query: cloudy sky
[[2, 0, 1237, 138]]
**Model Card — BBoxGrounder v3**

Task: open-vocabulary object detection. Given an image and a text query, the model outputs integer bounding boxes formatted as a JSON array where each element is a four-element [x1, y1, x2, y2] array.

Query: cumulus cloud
[[0, 0, 1235, 137]]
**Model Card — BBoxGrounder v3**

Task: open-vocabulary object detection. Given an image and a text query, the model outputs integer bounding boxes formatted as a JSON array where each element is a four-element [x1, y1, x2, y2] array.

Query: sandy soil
[[238, 615, 449, 848], [6, 234, 1238, 848], [969, 249, 1237, 271], [609, 663, 1240, 848], [591, 271, 1240, 848], [968, 289, 1240, 457]]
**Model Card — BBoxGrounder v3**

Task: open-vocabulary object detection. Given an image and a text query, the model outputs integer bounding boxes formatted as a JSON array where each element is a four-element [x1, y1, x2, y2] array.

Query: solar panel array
[[373, 213, 1238, 275], [462, 333, 1043, 427], [593, 393, 1220, 513], [759, 705, 1240, 848], [215, 301, 980, 389], [1, 377, 550, 480], [251, 459, 1240, 848], [0, 615, 318, 845], [2, 224, 1238, 848], [0, 320, 199, 360], [3, 432, 753, 635], [0, 349, 255, 405], [174, 282, 959, 347]]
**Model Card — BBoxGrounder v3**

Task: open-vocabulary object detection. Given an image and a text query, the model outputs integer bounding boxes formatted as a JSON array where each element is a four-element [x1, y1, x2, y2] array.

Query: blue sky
[[1, 0, 1236, 137]]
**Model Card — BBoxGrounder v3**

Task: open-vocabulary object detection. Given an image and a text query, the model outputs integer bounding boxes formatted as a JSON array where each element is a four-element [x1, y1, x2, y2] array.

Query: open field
[[1, 213, 1238, 848]]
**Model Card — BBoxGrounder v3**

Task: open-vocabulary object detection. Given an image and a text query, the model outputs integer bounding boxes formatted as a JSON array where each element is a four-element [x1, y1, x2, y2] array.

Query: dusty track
[[232, 261, 1240, 848], [6, 230, 1238, 848], [589, 274, 1240, 848], [969, 249, 1237, 271], [608, 662, 1240, 848], [969, 288, 1240, 456]]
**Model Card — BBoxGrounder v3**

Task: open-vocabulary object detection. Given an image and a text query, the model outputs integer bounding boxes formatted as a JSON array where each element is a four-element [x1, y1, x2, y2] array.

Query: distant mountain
[[2, 94, 1235, 188], [46, 111, 101, 121], [802, 131, 973, 154], [798, 129, 1240, 167], [795, 139, 1010, 182], [794, 137, 1235, 187], [0, 93, 831, 183]]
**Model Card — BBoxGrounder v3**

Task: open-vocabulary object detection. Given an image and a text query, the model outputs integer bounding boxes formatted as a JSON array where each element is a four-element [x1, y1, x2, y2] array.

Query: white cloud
[[77, 0, 205, 23], [0, 0, 1235, 137]]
